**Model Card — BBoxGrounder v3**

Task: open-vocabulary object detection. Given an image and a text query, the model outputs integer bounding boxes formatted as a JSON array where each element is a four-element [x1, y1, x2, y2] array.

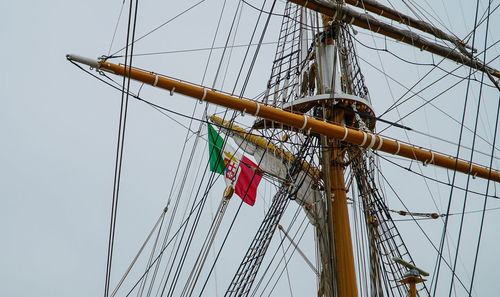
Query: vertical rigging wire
[[129, 3, 232, 296], [448, 0, 494, 295], [468, 0, 496, 294], [197, 2, 280, 295], [431, 0, 482, 295], [469, 97, 500, 294], [152, 3, 242, 297], [104, 0, 140, 297]]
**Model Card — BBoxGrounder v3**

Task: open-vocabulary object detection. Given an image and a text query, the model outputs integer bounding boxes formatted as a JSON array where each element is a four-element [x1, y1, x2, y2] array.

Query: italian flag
[[207, 124, 262, 206]]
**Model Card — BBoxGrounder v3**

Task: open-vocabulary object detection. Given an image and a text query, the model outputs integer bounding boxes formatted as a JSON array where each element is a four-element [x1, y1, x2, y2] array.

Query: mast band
[[254, 103, 260, 116], [170, 87, 175, 96], [301, 116, 308, 130], [367, 134, 376, 149], [360, 132, 367, 146], [376, 137, 383, 150], [428, 152, 435, 165], [341, 127, 348, 141], [153, 75, 159, 87], [395, 142, 401, 155], [201, 88, 207, 101]]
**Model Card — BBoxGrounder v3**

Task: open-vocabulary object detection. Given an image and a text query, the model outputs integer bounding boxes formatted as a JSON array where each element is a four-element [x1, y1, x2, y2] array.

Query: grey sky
[[3, 0, 500, 296]]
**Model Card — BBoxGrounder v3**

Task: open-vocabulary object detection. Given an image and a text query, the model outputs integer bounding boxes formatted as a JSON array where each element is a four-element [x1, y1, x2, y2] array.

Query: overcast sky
[[3, 1, 500, 296]]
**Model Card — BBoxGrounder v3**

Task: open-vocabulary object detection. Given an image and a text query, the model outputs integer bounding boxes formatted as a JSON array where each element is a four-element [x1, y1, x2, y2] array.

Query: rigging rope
[[469, 94, 500, 294], [266, 219, 309, 297], [113, 42, 277, 58], [179, 195, 231, 297], [373, 158, 472, 295], [110, 209, 167, 297], [432, 0, 482, 294], [277, 231, 294, 297], [449, 10, 491, 297], [357, 54, 500, 156], [249, 205, 307, 297], [109, 0, 207, 57], [104, 1, 139, 297], [107, 1, 126, 56]]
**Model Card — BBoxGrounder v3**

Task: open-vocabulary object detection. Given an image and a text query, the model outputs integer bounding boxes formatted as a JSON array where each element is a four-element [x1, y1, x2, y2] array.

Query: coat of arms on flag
[[207, 124, 262, 206]]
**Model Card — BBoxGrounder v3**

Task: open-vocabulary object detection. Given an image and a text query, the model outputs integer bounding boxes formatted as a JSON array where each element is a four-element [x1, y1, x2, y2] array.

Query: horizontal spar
[[287, 0, 500, 79], [343, 0, 473, 52], [67, 55, 500, 183]]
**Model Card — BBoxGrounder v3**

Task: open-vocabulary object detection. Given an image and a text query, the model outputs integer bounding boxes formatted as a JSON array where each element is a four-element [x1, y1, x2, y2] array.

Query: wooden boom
[[67, 55, 500, 183], [343, 0, 474, 53], [287, 0, 500, 79]]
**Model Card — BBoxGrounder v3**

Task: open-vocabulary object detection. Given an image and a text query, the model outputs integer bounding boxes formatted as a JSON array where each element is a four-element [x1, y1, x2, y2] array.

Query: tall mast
[[315, 14, 359, 296]]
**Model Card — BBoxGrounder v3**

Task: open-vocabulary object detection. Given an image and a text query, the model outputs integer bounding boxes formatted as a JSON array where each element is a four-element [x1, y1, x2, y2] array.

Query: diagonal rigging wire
[[277, 232, 294, 297], [432, 0, 482, 295], [354, 33, 500, 88], [108, 1, 126, 56], [449, 0, 494, 295], [251, 210, 308, 297], [375, 153, 499, 200], [110, 210, 167, 297], [469, 94, 500, 294], [119, 178, 222, 297], [372, 158, 473, 295], [139, 1, 264, 294], [402, 0, 453, 38], [157, 2, 246, 297], [360, 11, 489, 291], [109, 0, 207, 57], [133, 2, 233, 295], [378, 1, 500, 119], [118, 42, 277, 58], [198, 3, 282, 295], [171, 4, 237, 292], [104, 1, 139, 297], [357, 55, 500, 160], [266, 218, 309, 297]]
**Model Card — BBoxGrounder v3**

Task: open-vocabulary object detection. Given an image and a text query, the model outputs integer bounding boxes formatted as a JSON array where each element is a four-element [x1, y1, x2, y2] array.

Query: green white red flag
[[207, 124, 262, 206]]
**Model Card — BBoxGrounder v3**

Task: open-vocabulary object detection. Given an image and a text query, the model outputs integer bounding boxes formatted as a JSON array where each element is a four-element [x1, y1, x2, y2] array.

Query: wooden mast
[[326, 109, 359, 297], [317, 13, 359, 296]]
